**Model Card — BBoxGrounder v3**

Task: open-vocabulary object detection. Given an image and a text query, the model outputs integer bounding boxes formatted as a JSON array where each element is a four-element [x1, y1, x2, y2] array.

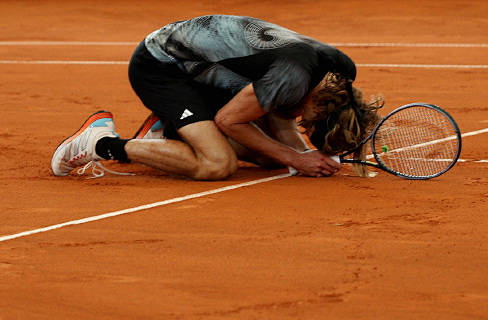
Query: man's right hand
[[291, 150, 342, 177]]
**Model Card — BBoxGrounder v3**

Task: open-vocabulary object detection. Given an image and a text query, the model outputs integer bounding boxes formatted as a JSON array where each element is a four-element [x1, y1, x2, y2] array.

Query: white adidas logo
[[180, 108, 193, 120]]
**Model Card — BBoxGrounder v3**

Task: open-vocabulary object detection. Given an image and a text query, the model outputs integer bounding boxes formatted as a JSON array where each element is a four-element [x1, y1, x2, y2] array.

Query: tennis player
[[51, 15, 382, 180]]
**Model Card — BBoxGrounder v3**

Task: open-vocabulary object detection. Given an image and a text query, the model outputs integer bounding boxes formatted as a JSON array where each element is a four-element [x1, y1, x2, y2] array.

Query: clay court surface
[[1, 0, 488, 319]]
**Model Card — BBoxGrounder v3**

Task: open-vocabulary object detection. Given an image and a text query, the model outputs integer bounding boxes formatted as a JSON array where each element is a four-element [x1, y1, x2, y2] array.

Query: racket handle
[[330, 155, 340, 163], [288, 166, 298, 176]]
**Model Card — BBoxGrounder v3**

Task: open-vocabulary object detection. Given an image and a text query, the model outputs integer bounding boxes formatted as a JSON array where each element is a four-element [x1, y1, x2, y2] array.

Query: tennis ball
[[381, 145, 389, 152]]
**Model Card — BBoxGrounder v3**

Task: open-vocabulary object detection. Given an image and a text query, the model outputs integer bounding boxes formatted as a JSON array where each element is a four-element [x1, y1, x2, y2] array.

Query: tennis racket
[[337, 103, 462, 179]]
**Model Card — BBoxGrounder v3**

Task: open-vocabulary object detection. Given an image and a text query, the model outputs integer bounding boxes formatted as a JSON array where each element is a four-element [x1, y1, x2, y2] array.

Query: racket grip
[[331, 155, 340, 163], [288, 149, 315, 176], [288, 166, 298, 176]]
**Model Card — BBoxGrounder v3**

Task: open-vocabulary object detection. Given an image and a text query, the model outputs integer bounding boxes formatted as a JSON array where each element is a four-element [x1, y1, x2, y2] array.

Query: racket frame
[[338, 103, 462, 179]]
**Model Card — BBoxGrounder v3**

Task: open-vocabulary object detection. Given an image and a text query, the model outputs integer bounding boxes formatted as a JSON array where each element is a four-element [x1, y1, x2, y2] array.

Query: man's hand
[[290, 151, 342, 177]]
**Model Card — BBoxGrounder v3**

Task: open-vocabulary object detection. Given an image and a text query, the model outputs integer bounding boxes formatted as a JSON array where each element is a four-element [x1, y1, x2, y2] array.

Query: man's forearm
[[221, 121, 299, 167], [263, 112, 310, 152], [214, 83, 301, 167]]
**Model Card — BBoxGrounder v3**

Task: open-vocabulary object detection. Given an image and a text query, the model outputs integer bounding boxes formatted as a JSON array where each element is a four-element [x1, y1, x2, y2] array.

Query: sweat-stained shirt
[[144, 15, 356, 117]]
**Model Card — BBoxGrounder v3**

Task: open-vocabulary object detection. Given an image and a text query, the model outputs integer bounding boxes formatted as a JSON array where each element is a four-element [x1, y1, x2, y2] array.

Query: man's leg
[[125, 120, 237, 180], [52, 112, 237, 180], [129, 111, 308, 173]]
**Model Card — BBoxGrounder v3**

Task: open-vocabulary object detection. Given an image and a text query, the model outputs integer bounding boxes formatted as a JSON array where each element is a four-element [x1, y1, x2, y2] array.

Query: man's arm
[[215, 84, 340, 177], [265, 111, 310, 152]]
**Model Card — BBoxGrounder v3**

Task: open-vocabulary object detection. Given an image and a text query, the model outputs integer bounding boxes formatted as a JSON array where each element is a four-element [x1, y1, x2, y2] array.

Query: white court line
[[1, 41, 488, 48], [0, 173, 291, 243], [380, 158, 488, 163], [330, 42, 488, 48], [0, 60, 127, 65], [461, 127, 488, 137], [451, 159, 488, 163], [0, 41, 138, 46], [357, 63, 488, 69], [1, 60, 488, 69]]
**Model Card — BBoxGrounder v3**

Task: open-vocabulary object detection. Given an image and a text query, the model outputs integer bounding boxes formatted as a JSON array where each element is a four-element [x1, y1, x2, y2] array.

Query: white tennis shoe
[[132, 113, 164, 139], [51, 111, 118, 176]]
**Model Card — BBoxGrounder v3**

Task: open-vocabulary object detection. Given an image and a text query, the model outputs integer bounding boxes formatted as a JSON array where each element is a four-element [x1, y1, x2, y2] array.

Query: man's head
[[300, 73, 384, 154]]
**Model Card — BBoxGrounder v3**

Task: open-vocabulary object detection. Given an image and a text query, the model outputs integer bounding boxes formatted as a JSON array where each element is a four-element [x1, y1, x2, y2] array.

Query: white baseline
[[1, 41, 488, 48], [1, 41, 488, 69], [0, 173, 291, 243], [1, 60, 487, 69]]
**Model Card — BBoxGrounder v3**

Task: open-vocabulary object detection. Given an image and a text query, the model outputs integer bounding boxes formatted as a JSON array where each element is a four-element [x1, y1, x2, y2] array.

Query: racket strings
[[374, 106, 459, 178]]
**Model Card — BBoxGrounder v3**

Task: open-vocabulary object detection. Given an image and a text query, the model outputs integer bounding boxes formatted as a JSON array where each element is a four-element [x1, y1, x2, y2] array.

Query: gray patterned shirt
[[145, 15, 356, 116]]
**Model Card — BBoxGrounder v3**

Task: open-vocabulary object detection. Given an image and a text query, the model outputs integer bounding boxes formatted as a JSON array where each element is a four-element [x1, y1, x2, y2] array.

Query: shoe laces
[[77, 161, 135, 179]]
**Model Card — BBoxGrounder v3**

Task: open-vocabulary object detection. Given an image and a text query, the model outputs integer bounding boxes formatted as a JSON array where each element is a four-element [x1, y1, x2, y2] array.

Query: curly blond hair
[[299, 73, 384, 176]]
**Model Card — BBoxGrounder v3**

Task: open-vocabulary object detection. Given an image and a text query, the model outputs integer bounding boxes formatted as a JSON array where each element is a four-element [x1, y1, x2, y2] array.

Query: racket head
[[371, 103, 462, 179]]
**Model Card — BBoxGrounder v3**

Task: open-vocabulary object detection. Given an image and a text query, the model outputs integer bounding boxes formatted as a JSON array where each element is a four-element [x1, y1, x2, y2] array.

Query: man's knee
[[177, 121, 238, 180], [193, 156, 238, 180]]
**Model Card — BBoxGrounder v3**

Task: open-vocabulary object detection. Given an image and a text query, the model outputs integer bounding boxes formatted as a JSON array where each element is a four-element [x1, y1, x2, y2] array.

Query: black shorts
[[128, 41, 232, 138]]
